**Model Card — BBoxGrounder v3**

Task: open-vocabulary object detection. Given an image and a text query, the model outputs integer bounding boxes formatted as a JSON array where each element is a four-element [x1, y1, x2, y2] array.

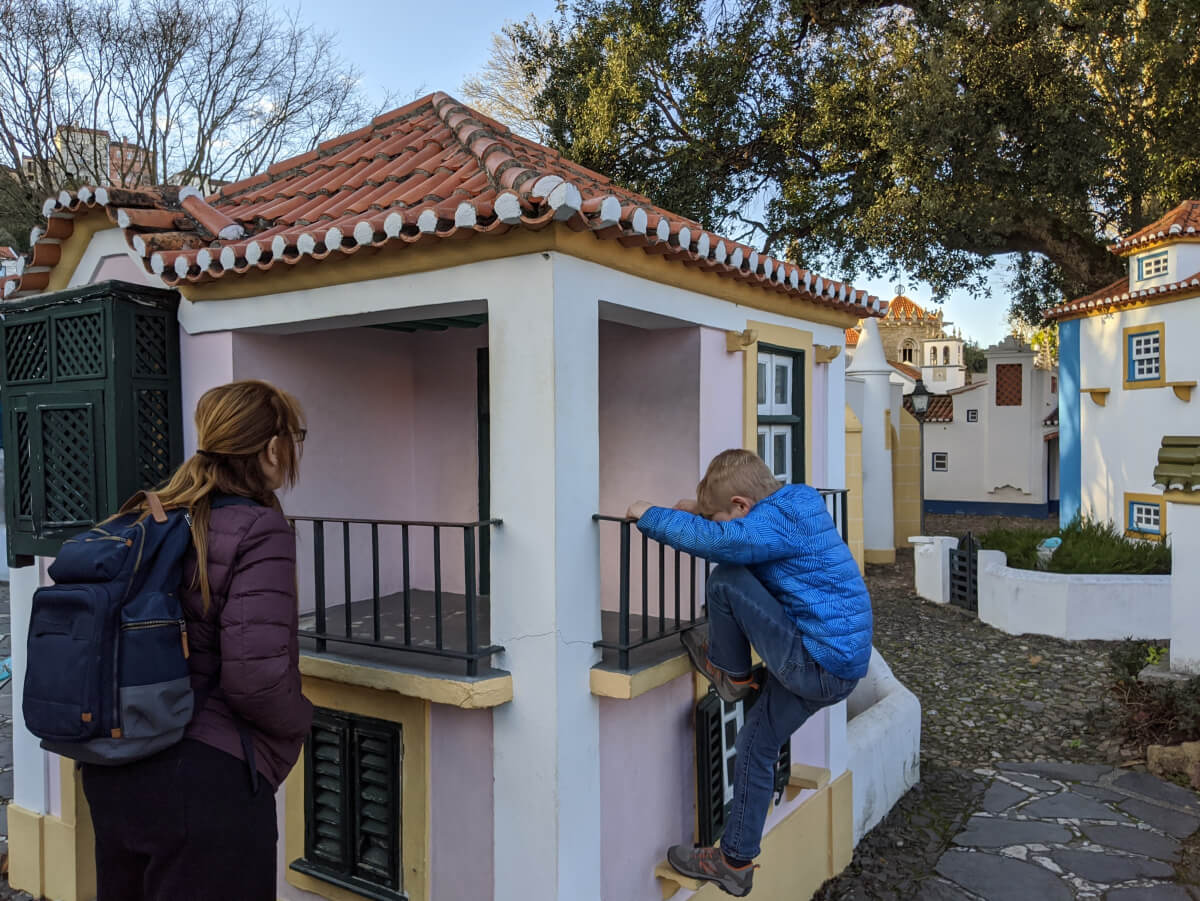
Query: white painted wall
[[922, 383, 989, 503], [845, 650, 921, 842], [1078, 299, 1200, 528], [1168, 501, 1200, 674], [910, 536, 959, 604], [1128, 244, 1200, 293], [846, 319, 894, 553], [977, 550, 1172, 640]]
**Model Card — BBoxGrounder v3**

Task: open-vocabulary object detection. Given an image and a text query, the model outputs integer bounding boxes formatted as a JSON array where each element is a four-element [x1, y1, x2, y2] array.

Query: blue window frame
[[1126, 329, 1162, 383], [1127, 500, 1162, 536], [1136, 251, 1169, 281]]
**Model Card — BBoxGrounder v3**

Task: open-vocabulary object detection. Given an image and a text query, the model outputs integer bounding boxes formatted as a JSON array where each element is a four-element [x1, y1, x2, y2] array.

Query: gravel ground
[[816, 535, 1199, 899]]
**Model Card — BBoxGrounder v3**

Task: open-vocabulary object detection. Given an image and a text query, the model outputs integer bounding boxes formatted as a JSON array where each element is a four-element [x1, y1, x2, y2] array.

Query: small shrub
[[1109, 640, 1200, 748], [978, 517, 1171, 575]]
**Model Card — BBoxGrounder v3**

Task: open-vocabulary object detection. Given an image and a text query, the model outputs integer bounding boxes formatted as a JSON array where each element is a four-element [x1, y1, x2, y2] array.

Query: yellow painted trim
[[1054, 285, 1200, 322], [1114, 236, 1200, 257], [6, 805, 45, 899], [814, 344, 841, 364], [1081, 387, 1111, 406], [844, 405, 865, 574], [178, 224, 863, 328], [844, 406, 862, 434], [46, 210, 112, 292], [7, 760, 98, 901], [1165, 490, 1200, 506], [725, 328, 757, 352], [1123, 322, 1167, 390], [741, 321, 815, 483], [299, 653, 512, 709], [864, 548, 896, 564], [1124, 492, 1167, 542], [590, 653, 693, 700], [285, 676, 431, 901], [1167, 381, 1196, 402], [655, 771, 854, 900], [784, 763, 832, 802]]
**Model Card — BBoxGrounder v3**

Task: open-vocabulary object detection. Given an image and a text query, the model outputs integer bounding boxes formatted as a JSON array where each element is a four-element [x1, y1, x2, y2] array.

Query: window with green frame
[[755, 346, 804, 483]]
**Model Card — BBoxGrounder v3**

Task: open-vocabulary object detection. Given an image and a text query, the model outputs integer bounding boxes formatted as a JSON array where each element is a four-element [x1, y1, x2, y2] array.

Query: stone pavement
[[926, 762, 1200, 899], [0, 583, 34, 901]]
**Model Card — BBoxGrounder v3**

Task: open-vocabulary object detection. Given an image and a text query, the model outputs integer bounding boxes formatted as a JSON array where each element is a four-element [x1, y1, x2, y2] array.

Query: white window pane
[[757, 428, 769, 466], [771, 427, 791, 482], [756, 359, 768, 406], [774, 363, 789, 405]]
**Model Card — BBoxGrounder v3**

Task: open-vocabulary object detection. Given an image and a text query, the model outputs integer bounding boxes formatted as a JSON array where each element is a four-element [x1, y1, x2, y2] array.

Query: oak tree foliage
[[507, 0, 1200, 319]]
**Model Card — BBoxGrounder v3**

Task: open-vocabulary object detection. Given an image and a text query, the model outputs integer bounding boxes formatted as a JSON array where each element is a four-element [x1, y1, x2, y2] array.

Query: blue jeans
[[705, 565, 858, 860]]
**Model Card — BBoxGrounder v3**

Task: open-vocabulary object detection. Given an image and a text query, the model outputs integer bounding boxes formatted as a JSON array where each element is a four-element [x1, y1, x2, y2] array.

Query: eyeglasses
[[292, 429, 307, 443]]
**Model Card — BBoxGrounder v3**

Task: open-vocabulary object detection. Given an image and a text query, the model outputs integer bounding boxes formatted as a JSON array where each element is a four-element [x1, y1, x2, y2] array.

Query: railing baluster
[[674, 548, 681, 628], [402, 524, 412, 646], [313, 521, 326, 653], [371, 523, 381, 642], [641, 532, 649, 641], [689, 554, 696, 623], [618, 520, 631, 672], [841, 490, 849, 543], [343, 521, 352, 639], [658, 542, 665, 635], [433, 526, 443, 650], [464, 527, 479, 677]]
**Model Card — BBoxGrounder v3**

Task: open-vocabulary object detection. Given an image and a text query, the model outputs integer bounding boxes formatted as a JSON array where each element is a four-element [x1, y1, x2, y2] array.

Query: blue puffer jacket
[[637, 484, 873, 680]]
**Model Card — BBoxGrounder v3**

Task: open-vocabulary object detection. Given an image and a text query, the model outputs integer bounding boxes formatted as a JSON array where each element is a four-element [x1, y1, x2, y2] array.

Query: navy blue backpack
[[23, 492, 253, 766]]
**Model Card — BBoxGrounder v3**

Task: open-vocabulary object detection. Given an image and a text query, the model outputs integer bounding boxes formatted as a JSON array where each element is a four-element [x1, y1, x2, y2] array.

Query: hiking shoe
[[667, 844, 756, 897], [680, 629, 759, 704]]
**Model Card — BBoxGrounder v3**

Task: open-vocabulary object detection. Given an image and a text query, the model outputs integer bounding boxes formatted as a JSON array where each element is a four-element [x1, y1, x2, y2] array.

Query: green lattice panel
[[134, 313, 169, 376], [4, 320, 49, 384], [53, 313, 105, 379], [41, 407, 97, 526], [136, 389, 172, 488], [15, 411, 30, 517]]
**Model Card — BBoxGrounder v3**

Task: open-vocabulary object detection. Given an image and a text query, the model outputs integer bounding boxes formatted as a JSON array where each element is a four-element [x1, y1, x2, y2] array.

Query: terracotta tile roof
[[890, 361, 920, 380], [903, 394, 953, 423], [948, 380, 986, 395], [2, 92, 884, 318], [882, 294, 936, 322], [845, 327, 860, 346], [1112, 200, 1200, 254], [1153, 435, 1200, 493], [1046, 271, 1200, 321], [1044, 407, 1059, 427], [0, 246, 16, 261]]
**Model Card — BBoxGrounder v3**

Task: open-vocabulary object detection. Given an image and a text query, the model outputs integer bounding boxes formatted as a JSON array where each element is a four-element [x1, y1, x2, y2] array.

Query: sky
[[281, 0, 1014, 347]]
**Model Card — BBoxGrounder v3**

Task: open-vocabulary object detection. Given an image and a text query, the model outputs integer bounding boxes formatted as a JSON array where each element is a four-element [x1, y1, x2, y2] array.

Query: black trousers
[[81, 740, 276, 901]]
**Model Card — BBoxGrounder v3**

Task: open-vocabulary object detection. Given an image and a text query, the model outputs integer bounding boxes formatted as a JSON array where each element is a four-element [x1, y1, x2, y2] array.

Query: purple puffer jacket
[[181, 498, 313, 789]]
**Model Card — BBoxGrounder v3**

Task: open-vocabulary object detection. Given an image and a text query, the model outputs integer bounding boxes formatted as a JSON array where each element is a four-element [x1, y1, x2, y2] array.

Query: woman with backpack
[[80, 379, 314, 900]]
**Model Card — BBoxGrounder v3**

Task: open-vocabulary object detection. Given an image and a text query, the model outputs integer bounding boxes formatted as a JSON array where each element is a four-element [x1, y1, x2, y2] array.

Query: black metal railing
[[290, 516, 502, 676], [817, 488, 850, 544], [593, 514, 709, 671]]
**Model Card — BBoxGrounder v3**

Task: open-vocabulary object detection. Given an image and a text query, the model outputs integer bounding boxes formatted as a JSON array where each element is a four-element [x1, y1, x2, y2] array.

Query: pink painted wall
[[88, 253, 152, 284], [811, 360, 828, 486], [598, 323, 703, 615], [429, 705, 495, 901], [697, 326, 745, 469], [599, 675, 695, 901]]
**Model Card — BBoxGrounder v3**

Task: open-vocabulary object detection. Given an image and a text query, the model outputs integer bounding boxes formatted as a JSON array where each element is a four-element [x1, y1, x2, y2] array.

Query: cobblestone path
[[0, 583, 33, 901], [816, 546, 1200, 900]]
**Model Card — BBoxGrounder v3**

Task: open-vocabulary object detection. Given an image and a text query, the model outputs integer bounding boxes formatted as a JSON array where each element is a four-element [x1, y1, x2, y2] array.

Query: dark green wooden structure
[[1, 280, 182, 565]]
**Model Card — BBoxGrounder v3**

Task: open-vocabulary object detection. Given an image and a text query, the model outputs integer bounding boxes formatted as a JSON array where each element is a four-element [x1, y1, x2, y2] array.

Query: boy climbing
[[627, 449, 873, 897]]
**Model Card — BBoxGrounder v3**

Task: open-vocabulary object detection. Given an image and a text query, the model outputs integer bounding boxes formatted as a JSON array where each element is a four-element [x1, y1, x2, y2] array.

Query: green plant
[[1109, 640, 1200, 748], [978, 516, 1171, 575], [1145, 646, 1169, 666]]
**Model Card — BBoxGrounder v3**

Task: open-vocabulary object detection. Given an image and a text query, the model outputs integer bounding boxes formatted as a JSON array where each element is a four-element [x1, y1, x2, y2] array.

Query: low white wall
[[910, 535, 958, 604], [978, 549, 1171, 640], [846, 649, 921, 843]]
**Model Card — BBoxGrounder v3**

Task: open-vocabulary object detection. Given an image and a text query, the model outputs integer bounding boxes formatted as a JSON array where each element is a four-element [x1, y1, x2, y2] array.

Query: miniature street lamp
[[910, 378, 931, 535]]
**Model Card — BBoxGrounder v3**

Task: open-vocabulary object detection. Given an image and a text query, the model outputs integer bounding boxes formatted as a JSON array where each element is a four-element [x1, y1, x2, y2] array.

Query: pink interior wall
[[429, 705, 494, 901], [599, 676, 695, 901], [697, 326, 745, 469], [810, 360, 828, 486], [228, 325, 485, 608], [598, 323, 703, 615], [89, 253, 153, 284]]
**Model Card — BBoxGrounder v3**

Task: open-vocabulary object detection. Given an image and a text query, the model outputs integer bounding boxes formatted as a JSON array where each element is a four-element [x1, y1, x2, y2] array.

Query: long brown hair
[[120, 379, 305, 609]]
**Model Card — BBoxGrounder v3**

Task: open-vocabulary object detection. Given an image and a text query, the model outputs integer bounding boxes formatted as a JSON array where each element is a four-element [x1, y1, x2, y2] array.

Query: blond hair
[[696, 449, 782, 516], [118, 379, 305, 610]]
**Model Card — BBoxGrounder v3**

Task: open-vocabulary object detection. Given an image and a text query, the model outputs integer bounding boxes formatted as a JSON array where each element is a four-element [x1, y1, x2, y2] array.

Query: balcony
[[594, 489, 851, 676], [291, 516, 502, 678]]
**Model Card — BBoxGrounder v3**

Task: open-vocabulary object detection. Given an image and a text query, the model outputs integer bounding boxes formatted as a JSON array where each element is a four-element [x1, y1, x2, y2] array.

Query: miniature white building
[[1051, 199, 1200, 537], [910, 337, 1059, 518]]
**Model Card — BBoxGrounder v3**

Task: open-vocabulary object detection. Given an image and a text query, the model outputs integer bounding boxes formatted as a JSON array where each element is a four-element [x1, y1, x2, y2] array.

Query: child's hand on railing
[[625, 501, 652, 520], [673, 499, 699, 513]]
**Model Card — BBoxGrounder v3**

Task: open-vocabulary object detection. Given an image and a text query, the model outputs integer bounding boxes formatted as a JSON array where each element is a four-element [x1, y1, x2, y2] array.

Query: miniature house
[[1, 93, 914, 901]]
